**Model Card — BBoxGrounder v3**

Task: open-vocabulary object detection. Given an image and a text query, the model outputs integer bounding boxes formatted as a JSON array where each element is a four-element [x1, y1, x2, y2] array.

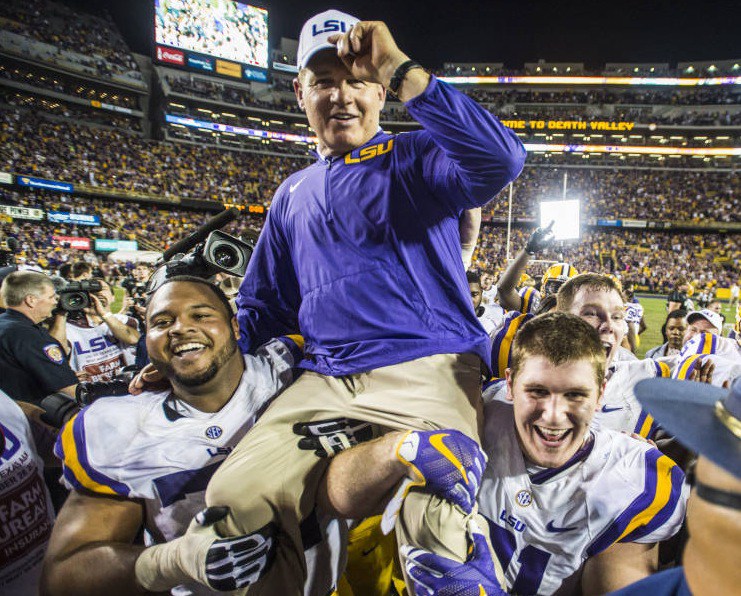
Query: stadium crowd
[[0, 0, 141, 77], [3, 106, 738, 222], [0, 60, 140, 109]]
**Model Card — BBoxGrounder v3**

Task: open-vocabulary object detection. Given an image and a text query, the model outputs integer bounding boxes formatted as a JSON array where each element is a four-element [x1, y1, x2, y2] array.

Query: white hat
[[686, 308, 724, 334], [297, 9, 360, 69]]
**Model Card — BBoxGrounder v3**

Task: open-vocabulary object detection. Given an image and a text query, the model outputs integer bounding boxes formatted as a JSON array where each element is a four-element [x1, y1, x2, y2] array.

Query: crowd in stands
[[485, 167, 741, 222], [2, 106, 738, 220], [1, 182, 737, 296], [1, 109, 306, 203], [163, 72, 741, 126], [0, 60, 140, 109], [473, 226, 740, 292], [0, 186, 263, 260], [2, 90, 141, 131], [166, 75, 302, 114], [0, 0, 141, 78]]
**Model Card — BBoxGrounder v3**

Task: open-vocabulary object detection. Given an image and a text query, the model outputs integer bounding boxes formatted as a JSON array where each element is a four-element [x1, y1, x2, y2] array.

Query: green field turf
[[636, 295, 736, 358]]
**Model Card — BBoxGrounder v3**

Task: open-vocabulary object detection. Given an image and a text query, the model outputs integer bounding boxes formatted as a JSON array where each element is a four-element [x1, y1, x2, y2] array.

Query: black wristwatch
[[388, 60, 424, 95]]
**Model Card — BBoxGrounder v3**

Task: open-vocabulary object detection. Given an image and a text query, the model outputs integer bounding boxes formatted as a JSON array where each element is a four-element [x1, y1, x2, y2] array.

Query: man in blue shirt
[[134, 10, 525, 594]]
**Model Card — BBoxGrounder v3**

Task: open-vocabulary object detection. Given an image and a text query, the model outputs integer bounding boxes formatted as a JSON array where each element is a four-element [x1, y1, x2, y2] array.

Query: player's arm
[[581, 541, 658, 594], [40, 491, 153, 596], [317, 428, 485, 521], [459, 207, 481, 270], [496, 223, 554, 312], [496, 248, 530, 311], [319, 431, 407, 518]]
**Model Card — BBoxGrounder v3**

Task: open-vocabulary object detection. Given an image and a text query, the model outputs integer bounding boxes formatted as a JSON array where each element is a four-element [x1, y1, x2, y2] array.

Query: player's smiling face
[[507, 355, 603, 469], [294, 50, 385, 158], [146, 281, 240, 390], [567, 287, 626, 365]]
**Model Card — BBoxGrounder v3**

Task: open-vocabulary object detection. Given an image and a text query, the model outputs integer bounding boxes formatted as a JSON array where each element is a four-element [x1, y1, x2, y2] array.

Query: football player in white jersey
[[318, 313, 687, 595], [468, 271, 505, 338], [41, 277, 341, 595], [489, 273, 669, 438]]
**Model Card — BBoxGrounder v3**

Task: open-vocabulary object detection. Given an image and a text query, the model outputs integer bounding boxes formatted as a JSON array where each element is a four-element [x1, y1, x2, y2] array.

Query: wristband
[[102, 312, 114, 321], [388, 60, 424, 95]]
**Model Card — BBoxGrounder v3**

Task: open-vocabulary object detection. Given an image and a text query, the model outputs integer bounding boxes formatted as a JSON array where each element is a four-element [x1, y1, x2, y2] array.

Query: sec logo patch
[[205, 426, 223, 440], [43, 344, 65, 364], [515, 489, 533, 507]]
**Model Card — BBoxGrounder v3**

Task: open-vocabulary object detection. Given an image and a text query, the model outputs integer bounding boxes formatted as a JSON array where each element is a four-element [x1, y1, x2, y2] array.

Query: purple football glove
[[396, 429, 487, 513], [402, 521, 506, 596]]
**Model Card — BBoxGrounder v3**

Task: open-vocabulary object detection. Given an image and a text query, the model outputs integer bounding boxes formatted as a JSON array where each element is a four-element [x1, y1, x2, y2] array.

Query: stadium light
[[540, 199, 581, 241]]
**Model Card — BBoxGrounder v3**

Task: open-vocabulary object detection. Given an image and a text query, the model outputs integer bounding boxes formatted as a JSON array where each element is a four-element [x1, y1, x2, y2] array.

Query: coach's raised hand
[[328, 21, 430, 101]]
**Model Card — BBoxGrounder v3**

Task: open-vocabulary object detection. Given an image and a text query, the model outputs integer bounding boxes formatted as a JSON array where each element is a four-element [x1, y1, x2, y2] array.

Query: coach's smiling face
[[294, 50, 385, 158]]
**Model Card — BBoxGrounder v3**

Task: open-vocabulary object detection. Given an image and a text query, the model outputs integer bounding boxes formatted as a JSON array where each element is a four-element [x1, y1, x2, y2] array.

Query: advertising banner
[[0, 204, 44, 221], [216, 59, 241, 78], [16, 176, 73, 193], [0, 172, 12, 185], [187, 55, 214, 72], [53, 235, 91, 250], [95, 239, 138, 252], [47, 211, 100, 226], [156, 45, 185, 66]]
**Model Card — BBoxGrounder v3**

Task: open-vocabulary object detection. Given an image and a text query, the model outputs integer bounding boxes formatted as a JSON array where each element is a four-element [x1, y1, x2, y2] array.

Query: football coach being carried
[[134, 9, 526, 594]]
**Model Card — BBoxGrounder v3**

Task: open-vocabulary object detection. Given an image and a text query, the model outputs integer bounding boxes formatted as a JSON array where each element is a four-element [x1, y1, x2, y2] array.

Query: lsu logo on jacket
[[344, 139, 394, 164]]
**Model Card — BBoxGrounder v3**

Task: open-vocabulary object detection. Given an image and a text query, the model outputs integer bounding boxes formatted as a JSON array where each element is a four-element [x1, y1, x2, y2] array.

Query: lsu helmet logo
[[345, 139, 394, 164]]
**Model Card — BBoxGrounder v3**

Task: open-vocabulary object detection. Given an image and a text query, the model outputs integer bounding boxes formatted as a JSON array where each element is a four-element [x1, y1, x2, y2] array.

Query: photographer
[[53, 278, 140, 382], [0, 271, 77, 404]]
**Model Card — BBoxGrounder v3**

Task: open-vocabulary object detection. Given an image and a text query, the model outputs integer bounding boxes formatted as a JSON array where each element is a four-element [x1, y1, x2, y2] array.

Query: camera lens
[[212, 243, 242, 270]]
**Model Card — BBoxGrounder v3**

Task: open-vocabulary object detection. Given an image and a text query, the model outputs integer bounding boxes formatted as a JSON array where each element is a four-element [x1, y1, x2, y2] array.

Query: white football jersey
[[55, 338, 343, 596], [482, 285, 498, 305], [679, 332, 741, 364], [672, 353, 741, 387], [477, 303, 506, 338], [0, 392, 56, 594], [478, 400, 687, 596], [66, 314, 139, 381], [594, 358, 672, 439], [613, 346, 638, 362]]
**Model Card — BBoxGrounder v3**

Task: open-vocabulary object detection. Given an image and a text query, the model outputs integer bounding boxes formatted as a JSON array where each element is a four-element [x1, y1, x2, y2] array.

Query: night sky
[[64, 0, 740, 69]]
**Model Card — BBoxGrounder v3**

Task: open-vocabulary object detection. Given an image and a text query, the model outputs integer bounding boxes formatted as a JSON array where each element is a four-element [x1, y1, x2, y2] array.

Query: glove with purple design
[[381, 429, 486, 534], [402, 520, 506, 596], [135, 506, 276, 592], [293, 417, 375, 458]]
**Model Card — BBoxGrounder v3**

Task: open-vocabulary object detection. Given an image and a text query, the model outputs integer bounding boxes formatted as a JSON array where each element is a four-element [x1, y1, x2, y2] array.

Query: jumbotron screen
[[154, 0, 269, 82]]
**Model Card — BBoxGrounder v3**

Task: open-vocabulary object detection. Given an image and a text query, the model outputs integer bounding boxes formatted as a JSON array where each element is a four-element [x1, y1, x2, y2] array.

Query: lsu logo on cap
[[312, 19, 350, 36], [43, 344, 65, 364]]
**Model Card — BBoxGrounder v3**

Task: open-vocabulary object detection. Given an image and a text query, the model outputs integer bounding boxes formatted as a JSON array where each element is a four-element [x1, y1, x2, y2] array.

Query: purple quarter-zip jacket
[[236, 76, 526, 376]]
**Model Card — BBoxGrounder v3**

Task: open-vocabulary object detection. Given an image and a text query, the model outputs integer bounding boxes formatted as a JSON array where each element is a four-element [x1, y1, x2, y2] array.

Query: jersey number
[[487, 518, 551, 594]]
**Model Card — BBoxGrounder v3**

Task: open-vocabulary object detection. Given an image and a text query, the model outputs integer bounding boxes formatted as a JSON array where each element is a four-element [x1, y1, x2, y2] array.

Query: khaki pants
[[206, 353, 484, 595]]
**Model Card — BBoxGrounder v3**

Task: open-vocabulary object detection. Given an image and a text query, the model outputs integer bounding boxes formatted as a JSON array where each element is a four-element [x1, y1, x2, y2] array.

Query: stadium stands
[[0, 0, 737, 299]]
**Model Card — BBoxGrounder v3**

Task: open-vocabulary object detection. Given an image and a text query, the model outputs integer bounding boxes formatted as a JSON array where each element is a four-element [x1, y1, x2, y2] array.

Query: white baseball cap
[[297, 9, 360, 69], [686, 308, 724, 334]]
